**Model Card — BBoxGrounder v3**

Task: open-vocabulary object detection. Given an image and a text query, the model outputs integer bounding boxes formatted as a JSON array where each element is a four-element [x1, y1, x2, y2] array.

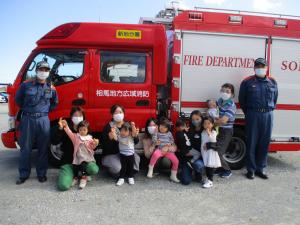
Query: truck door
[[270, 38, 300, 141], [179, 32, 267, 118], [90, 50, 155, 131], [20, 49, 90, 120]]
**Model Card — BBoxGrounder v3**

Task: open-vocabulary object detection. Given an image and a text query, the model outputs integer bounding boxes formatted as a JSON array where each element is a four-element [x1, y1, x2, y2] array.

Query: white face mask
[[147, 126, 156, 135], [220, 92, 231, 101], [113, 113, 124, 122], [255, 68, 267, 78], [72, 116, 83, 125], [36, 71, 49, 80]]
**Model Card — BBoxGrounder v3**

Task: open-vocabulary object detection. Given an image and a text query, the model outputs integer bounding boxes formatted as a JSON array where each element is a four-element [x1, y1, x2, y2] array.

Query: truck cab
[[1, 23, 168, 149]]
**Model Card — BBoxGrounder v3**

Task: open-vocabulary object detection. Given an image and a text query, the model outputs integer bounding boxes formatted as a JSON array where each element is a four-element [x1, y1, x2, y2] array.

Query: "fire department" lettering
[[183, 55, 255, 68], [96, 89, 150, 98]]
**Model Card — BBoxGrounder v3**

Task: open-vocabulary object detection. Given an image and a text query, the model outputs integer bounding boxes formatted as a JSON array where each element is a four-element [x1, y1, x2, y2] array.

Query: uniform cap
[[36, 61, 50, 70], [254, 58, 267, 67]]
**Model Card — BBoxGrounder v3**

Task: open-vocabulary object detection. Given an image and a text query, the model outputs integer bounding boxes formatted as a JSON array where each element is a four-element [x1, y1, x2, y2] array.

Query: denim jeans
[[180, 159, 204, 185]]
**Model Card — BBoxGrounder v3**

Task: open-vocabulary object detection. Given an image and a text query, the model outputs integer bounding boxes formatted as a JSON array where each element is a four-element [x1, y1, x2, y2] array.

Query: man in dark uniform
[[15, 61, 58, 184], [239, 58, 278, 180]]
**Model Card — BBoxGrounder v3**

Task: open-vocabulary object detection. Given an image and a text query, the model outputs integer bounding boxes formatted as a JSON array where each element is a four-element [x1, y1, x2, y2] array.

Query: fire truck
[[2, 5, 300, 169]]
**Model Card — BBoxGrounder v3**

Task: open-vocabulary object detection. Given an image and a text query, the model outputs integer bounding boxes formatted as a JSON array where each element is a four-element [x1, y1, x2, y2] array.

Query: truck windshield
[[100, 51, 146, 83], [23, 50, 86, 86]]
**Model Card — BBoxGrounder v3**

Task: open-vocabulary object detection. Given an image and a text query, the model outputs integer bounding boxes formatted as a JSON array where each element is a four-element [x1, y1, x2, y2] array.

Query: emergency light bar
[[42, 23, 80, 39]]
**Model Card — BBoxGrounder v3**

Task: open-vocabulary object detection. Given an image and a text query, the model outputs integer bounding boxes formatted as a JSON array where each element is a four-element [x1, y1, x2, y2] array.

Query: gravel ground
[[0, 103, 299, 225]]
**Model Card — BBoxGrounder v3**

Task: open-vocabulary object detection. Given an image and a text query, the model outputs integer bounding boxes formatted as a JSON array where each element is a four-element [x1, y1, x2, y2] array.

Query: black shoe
[[16, 177, 27, 185], [38, 176, 47, 183], [255, 171, 268, 179], [246, 171, 255, 180]]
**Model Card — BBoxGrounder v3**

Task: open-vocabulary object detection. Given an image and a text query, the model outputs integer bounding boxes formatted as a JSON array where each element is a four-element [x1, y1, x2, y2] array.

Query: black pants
[[73, 161, 88, 177], [205, 167, 215, 181], [119, 154, 134, 179], [216, 128, 233, 171]]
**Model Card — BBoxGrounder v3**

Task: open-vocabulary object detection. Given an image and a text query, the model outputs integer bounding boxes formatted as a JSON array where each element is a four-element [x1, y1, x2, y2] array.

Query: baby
[[207, 100, 219, 120]]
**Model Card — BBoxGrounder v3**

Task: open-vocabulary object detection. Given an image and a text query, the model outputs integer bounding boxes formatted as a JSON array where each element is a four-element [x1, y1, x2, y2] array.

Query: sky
[[0, 0, 299, 83]]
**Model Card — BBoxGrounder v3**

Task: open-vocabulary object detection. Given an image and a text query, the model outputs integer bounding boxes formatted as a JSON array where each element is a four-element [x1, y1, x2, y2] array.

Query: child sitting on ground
[[147, 118, 179, 182], [60, 119, 99, 189], [175, 119, 201, 165]]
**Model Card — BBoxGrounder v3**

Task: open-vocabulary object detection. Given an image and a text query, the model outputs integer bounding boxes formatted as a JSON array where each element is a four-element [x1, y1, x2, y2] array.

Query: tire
[[48, 143, 64, 168], [223, 127, 247, 170]]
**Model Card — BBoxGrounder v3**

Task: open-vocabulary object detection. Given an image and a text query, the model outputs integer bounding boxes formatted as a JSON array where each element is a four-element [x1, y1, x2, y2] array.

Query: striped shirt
[[217, 98, 236, 129], [152, 131, 174, 149]]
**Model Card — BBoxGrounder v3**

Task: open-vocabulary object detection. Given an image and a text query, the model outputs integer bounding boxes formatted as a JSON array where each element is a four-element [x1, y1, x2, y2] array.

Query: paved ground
[[0, 103, 299, 225]]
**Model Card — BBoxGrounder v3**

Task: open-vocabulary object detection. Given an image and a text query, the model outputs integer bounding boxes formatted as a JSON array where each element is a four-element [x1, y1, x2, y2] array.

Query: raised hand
[[58, 117, 64, 129], [93, 138, 99, 146], [205, 128, 212, 136], [109, 127, 117, 140], [131, 122, 139, 137], [59, 117, 68, 128]]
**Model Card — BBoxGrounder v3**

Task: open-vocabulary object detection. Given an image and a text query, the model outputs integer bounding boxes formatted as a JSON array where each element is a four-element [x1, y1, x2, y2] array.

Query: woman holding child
[[177, 110, 205, 185], [54, 106, 99, 191], [101, 104, 140, 177]]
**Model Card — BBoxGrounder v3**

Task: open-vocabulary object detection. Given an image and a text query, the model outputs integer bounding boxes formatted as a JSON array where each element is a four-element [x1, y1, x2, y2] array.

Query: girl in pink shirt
[[60, 119, 99, 189]]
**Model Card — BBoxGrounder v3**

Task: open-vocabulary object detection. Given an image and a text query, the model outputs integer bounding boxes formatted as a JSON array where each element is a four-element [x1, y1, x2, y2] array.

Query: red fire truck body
[[2, 9, 300, 169]]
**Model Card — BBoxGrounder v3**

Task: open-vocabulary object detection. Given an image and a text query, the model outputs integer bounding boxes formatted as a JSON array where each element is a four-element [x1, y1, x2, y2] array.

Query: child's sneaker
[[220, 170, 232, 179], [72, 177, 79, 187], [79, 176, 88, 189], [202, 179, 213, 188], [128, 177, 135, 185], [116, 178, 125, 186]]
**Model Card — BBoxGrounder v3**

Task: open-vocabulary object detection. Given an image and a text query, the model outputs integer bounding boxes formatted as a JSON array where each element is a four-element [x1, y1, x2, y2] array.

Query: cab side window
[[100, 51, 146, 83], [23, 50, 86, 86]]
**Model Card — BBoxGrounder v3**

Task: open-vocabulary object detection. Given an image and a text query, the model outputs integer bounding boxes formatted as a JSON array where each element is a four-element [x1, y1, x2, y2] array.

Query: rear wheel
[[48, 120, 64, 168], [48, 143, 64, 168], [224, 128, 246, 170]]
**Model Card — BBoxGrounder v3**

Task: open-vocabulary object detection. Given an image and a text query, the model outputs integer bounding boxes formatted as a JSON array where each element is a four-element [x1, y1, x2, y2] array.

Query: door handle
[[136, 100, 149, 106], [72, 98, 86, 106]]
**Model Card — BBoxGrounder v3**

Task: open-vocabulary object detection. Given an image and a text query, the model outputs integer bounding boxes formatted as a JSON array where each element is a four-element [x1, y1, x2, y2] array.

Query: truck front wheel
[[223, 128, 247, 170]]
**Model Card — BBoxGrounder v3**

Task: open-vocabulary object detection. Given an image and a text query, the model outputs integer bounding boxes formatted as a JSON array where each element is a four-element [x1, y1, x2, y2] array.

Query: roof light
[[41, 23, 80, 39], [274, 19, 287, 27], [229, 15, 243, 24]]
